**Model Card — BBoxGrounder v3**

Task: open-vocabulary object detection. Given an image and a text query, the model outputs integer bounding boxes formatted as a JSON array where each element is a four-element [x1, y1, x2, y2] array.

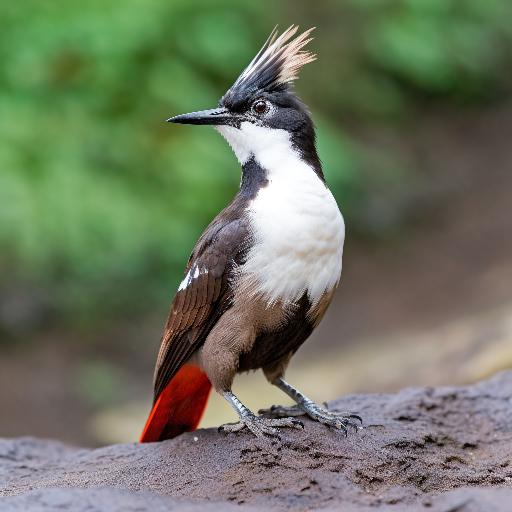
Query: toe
[[293, 419, 305, 429], [326, 407, 363, 425], [331, 412, 363, 425], [268, 417, 304, 430], [285, 418, 305, 429], [335, 420, 349, 435], [258, 405, 304, 418], [306, 407, 363, 435], [218, 422, 244, 434], [348, 414, 363, 425], [253, 423, 279, 437]]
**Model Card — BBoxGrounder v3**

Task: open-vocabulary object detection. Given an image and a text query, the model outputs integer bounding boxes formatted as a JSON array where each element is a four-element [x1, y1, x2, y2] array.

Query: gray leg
[[219, 390, 304, 438], [259, 378, 362, 435]]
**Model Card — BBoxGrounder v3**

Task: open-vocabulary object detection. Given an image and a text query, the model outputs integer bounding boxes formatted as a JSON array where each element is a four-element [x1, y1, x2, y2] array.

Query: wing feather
[[152, 215, 249, 402]]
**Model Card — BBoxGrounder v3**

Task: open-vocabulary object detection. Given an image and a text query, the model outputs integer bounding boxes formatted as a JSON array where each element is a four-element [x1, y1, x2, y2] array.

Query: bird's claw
[[259, 404, 306, 417], [260, 402, 362, 435], [218, 414, 304, 438]]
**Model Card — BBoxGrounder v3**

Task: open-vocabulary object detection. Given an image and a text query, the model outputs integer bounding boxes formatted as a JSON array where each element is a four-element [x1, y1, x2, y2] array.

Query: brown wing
[[152, 215, 249, 402]]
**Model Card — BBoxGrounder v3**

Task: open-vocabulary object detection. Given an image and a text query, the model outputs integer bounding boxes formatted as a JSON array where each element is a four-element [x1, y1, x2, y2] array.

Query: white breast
[[229, 123, 345, 306]]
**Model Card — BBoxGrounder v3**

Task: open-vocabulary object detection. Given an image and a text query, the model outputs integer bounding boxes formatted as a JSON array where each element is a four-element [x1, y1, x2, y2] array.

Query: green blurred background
[[1, 0, 511, 446]]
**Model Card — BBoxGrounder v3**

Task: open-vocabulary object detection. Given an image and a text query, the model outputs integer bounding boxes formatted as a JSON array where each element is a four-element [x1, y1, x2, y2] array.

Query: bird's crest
[[225, 26, 316, 103]]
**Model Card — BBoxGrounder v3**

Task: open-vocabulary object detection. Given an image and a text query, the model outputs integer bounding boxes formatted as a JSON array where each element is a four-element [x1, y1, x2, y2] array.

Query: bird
[[140, 25, 361, 442]]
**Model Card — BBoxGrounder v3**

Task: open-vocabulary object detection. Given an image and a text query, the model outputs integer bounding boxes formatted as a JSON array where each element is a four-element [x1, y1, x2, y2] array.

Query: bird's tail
[[139, 363, 212, 442]]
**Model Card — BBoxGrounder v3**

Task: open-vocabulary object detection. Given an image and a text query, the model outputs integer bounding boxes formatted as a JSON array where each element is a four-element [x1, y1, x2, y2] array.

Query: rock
[[1, 372, 512, 511]]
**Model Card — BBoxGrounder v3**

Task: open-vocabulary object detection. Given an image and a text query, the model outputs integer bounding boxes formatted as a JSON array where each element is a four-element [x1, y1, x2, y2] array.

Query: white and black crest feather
[[226, 26, 316, 100]]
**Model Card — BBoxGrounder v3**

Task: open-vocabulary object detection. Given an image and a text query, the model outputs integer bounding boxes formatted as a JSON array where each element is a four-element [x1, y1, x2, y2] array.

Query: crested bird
[[140, 26, 361, 442]]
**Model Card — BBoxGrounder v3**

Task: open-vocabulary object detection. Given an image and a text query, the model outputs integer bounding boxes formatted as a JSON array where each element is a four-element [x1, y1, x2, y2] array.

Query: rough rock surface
[[1, 372, 512, 511]]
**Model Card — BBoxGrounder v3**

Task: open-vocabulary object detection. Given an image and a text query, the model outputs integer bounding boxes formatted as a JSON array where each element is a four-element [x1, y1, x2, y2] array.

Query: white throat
[[218, 122, 345, 307], [216, 122, 294, 168]]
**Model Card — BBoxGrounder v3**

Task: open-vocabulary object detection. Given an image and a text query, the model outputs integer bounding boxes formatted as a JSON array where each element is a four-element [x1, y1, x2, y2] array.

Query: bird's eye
[[252, 100, 269, 115]]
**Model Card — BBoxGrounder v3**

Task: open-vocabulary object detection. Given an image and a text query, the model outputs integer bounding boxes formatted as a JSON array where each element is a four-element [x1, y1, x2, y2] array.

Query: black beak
[[167, 107, 234, 126]]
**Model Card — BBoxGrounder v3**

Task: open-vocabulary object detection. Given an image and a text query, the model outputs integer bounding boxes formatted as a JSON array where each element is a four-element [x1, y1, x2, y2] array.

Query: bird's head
[[168, 26, 319, 170]]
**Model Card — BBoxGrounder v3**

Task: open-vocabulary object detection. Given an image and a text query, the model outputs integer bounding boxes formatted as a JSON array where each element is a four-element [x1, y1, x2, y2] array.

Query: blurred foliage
[[0, 0, 511, 329], [75, 360, 124, 407]]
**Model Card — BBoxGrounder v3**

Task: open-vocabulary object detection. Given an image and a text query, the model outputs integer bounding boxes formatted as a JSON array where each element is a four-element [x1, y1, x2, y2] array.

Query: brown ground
[[1, 371, 512, 511]]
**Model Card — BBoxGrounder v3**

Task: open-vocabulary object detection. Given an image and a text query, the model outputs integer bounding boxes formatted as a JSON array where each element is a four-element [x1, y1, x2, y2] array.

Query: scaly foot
[[218, 413, 304, 438], [259, 402, 362, 435]]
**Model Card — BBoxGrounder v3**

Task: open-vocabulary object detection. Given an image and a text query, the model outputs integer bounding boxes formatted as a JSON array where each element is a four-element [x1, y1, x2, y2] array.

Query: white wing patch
[[178, 265, 208, 291]]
